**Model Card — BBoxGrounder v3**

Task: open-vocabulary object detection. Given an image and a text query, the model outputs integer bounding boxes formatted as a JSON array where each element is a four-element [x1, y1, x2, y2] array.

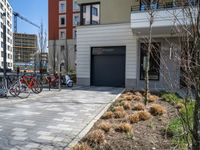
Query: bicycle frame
[[20, 75, 36, 89]]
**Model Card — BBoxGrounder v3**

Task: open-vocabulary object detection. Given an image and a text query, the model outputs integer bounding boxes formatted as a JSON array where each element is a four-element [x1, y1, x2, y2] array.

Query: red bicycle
[[14, 74, 43, 99]]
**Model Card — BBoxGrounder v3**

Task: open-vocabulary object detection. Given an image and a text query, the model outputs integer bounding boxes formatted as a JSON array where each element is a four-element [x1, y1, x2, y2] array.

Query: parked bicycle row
[[0, 73, 74, 99]]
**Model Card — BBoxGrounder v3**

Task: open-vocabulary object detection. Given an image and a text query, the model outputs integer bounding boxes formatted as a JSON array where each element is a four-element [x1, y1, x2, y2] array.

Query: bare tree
[[38, 21, 47, 75]]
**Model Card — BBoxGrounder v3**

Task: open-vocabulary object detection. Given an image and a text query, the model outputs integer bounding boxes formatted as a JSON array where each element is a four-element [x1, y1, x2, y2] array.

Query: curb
[[66, 88, 125, 150]]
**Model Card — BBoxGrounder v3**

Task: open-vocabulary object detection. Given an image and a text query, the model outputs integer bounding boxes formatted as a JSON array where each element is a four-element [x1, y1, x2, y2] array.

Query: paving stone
[[0, 87, 122, 149], [25, 143, 40, 148]]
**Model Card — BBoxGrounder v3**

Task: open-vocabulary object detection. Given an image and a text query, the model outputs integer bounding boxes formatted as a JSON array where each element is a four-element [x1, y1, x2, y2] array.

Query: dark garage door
[[91, 46, 125, 87]]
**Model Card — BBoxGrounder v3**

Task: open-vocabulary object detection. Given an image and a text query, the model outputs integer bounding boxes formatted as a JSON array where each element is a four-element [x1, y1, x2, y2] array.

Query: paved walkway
[[0, 87, 123, 150]]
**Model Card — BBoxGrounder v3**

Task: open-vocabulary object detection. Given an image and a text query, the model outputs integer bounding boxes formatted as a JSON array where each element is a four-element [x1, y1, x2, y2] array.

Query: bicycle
[[14, 74, 43, 99], [0, 75, 20, 97]]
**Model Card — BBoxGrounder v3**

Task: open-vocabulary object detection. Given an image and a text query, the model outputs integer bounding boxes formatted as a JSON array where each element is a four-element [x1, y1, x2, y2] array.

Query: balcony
[[131, 1, 198, 35]]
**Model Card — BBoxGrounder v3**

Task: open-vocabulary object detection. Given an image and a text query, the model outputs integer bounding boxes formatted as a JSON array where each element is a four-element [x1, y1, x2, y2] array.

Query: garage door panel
[[91, 47, 125, 87]]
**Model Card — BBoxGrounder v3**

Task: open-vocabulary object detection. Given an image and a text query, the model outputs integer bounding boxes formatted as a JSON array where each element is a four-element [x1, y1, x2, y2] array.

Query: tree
[[38, 21, 47, 74]]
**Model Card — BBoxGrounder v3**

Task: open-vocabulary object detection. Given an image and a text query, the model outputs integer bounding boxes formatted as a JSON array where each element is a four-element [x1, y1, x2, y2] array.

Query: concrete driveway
[[0, 87, 123, 150]]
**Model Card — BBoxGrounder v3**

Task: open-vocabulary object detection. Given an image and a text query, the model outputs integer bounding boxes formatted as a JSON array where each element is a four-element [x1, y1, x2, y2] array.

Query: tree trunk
[[192, 89, 200, 150], [145, 11, 153, 105]]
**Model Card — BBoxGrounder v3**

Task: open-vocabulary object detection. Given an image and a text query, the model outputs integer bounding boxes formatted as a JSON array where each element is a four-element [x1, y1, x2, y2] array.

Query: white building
[[0, 0, 13, 70]]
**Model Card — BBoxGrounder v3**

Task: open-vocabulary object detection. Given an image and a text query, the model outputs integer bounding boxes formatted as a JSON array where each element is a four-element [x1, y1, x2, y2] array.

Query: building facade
[[48, 0, 80, 74], [13, 33, 38, 72], [0, 0, 13, 69], [76, 0, 196, 91]]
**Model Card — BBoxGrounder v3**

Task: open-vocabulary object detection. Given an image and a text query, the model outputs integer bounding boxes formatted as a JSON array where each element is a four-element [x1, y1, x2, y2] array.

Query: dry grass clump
[[98, 122, 112, 132], [132, 95, 143, 101], [85, 129, 106, 145], [72, 143, 90, 150], [133, 102, 145, 111], [101, 111, 113, 119], [115, 123, 132, 133], [123, 101, 132, 110], [149, 104, 166, 116], [148, 94, 159, 103], [128, 113, 140, 123], [114, 106, 124, 112], [135, 92, 143, 97], [137, 111, 151, 121], [124, 95, 133, 101], [114, 110, 127, 118]]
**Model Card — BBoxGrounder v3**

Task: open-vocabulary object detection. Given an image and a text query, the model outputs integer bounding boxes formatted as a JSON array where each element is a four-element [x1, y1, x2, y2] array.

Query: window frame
[[80, 2, 100, 25], [139, 42, 161, 81], [59, 1, 66, 13], [59, 15, 66, 27]]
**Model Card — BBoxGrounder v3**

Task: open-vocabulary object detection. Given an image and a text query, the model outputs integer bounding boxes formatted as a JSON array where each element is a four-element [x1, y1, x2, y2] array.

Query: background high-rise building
[[0, 0, 13, 70], [48, 0, 80, 74]]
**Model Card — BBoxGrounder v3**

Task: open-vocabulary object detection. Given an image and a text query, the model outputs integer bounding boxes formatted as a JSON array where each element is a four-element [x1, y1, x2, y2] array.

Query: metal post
[[58, 47, 61, 91]]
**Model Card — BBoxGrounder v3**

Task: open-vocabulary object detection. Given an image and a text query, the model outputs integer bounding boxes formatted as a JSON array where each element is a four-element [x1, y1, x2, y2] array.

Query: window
[[140, 0, 158, 11], [81, 3, 100, 25], [73, 14, 80, 26], [92, 6, 98, 16], [140, 43, 161, 80], [59, 15, 66, 27], [61, 17, 65, 25], [59, 1, 66, 13], [73, 1, 80, 11], [59, 29, 66, 39]]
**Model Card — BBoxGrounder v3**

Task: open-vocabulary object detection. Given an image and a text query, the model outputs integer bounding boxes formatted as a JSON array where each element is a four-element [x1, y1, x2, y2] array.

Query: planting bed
[[72, 91, 178, 150]]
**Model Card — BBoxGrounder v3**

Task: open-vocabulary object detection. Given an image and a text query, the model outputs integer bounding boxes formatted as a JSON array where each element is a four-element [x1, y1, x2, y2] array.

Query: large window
[[59, 1, 66, 13], [140, 42, 161, 80], [81, 3, 100, 25]]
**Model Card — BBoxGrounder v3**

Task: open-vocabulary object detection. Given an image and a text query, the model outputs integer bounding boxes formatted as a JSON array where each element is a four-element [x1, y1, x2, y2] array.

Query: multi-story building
[[48, 0, 80, 74], [13, 33, 37, 63], [0, 0, 13, 69], [76, 0, 197, 90]]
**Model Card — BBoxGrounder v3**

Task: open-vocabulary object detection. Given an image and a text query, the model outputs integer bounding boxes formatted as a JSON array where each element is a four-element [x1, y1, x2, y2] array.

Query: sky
[[8, 0, 48, 35]]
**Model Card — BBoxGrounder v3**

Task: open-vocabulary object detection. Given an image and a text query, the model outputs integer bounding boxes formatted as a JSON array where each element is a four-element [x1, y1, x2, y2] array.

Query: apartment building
[[0, 0, 13, 69], [48, 0, 80, 74], [76, 0, 197, 90]]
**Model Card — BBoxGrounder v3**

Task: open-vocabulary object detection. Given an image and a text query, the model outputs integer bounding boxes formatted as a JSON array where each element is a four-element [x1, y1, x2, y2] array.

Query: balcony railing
[[131, 1, 198, 12]]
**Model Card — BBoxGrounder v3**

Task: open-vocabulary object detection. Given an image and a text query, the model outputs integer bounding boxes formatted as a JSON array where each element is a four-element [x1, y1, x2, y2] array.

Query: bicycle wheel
[[15, 82, 31, 99], [9, 81, 20, 97], [32, 80, 43, 94]]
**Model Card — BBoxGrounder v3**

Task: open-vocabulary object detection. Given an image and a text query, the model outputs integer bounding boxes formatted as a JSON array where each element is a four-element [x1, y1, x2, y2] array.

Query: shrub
[[176, 102, 185, 110], [85, 130, 105, 145], [72, 143, 90, 150], [115, 123, 132, 133], [128, 113, 140, 123], [161, 93, 182, 105], [101, 111, 113, 119], [98, 122, 112, 132], [114, 106, 124, 112], [137, 111, 151, 121], [114, 110, 127, 118], [149, 104, 166, 116], [133, 102, 145, 111], [166, 118, 188, 149], [123, 101, 132, 110]]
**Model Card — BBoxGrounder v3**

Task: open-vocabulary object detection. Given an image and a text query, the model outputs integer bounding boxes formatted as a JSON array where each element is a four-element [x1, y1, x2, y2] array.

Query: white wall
[[76, 23, 137, 83]]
